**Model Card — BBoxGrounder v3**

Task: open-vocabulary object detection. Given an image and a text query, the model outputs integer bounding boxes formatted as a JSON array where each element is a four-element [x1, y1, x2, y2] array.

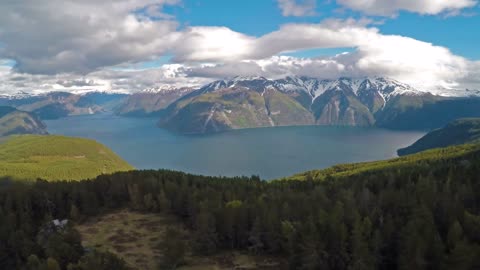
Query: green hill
[[285, 142, 480, 181], [0, 135, 133, 180], [397, 118, 480, 156]]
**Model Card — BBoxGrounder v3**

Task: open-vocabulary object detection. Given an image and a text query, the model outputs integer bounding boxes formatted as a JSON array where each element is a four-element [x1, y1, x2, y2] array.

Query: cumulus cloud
[[0, 1, 478, 95], [336, 0, 477, 16], [171, 27, 256, 62], [0, 63, 211, 94], [172, 19, 477, 91], [0, 0, 180, 74], [56, 79, 100, 88], [277, 0, 317, 17]]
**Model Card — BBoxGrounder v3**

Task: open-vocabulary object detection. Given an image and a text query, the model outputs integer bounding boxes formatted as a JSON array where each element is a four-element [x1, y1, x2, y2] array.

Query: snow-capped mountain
[[198, 76, 274, 94], [159, 76, 480, 134], [275, 76, 423, 101], [142, 85, 194, 94], [0, 90, 44, 100], [198, 76, 425, 104]]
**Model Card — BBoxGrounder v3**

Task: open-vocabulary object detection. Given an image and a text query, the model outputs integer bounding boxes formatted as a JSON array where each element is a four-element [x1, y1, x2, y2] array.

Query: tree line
[[1, 152, 480, 269]]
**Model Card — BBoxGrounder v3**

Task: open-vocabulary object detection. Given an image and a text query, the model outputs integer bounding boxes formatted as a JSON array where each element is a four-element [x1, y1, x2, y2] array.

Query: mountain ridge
[[0, 106, 47, 136], [158, 76, 480, 134]]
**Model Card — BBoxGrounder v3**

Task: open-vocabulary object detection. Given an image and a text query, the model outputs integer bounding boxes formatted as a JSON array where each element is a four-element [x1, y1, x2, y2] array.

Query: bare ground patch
[[76, 209, 286, 270]]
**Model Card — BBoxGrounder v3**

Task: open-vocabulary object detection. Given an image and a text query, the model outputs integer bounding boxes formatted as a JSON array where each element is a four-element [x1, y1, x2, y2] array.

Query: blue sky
[[0, 0, 479, 94], [162, 0, 480, 60]]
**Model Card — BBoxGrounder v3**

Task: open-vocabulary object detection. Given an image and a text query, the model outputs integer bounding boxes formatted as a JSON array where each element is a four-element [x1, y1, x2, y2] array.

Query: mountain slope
[[115, 87, 195, 117], [311, 84, 374, 126], [0, 135, 133, 180], [375, 95, 480, 130], [0, 106, 47, 136], [397, 118, 480, 156], [159, 85, 313, 133]]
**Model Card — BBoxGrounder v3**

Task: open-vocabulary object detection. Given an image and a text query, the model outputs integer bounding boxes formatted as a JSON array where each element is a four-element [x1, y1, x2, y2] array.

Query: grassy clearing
[[77, 210, 286, 270], [0, 135, 133, 181]]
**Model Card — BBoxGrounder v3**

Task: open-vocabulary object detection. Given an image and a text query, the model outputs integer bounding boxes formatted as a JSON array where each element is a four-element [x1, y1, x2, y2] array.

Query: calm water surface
[[46, 114, 425, 180]]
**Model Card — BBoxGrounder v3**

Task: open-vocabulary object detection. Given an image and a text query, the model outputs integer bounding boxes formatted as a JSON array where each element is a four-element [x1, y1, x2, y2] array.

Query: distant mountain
[[0, 91, 130, 120], [398, 118, 480, 156], [81, 92, 128, 112], [159, 76, 478, 134], [115, 87, 195, 117], [0, 92, 106, 119], [375, 95, 480, 130], [0, 106, 47, 136], [0, 135, 133, 180]]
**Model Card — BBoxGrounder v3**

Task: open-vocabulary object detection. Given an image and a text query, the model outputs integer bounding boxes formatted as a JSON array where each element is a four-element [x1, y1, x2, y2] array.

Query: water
[[45, 114, 425, 180]]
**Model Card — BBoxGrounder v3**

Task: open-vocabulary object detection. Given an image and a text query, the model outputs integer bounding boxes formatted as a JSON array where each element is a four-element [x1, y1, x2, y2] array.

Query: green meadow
[[0, 135, 133, 181]]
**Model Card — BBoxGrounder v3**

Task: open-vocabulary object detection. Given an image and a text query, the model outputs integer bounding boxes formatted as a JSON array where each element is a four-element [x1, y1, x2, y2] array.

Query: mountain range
[[0, 92, 108, 120], [157, 76, 480, 134], [1, 76, 480, 134]]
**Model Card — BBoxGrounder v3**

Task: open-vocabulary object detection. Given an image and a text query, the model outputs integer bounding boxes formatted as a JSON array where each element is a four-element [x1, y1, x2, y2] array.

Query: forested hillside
[[398, 118, 480, 156], [1, 143, 479, 269]]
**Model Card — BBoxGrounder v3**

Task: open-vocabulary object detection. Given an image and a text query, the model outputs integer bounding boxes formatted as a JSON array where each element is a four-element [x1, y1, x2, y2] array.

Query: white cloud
[[277, 0, 317, 17], [0, 63, 211, 95], [0, 0, 180, 74], [0, 1, 478, 95], [171, 27, 256, 63], [336, 0, 477, 16], [170, 19, 477, 91]]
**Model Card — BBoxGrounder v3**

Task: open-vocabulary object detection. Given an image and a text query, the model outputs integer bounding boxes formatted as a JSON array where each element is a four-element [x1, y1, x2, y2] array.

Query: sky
[[0, 0, 479, 94]]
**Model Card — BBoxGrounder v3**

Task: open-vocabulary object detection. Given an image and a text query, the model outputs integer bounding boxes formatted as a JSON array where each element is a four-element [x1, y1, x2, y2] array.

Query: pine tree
[[193, 209, 218, 255], [248, 217, 264, 254], [46, 257, 61, 270], [69, 204, 80, 222], [159, 227, 186, 269]]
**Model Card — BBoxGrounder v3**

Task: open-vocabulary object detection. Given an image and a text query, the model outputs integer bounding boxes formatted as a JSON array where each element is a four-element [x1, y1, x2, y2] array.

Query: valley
[[3, 2, 480, 270], [2, 76, 480, 136], [45, 114, 424, 179]]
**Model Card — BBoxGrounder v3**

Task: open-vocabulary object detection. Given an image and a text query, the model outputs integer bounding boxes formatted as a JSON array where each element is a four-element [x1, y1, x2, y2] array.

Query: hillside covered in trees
[[1, 142, 480, 269], [398, 118, 480, 156]]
